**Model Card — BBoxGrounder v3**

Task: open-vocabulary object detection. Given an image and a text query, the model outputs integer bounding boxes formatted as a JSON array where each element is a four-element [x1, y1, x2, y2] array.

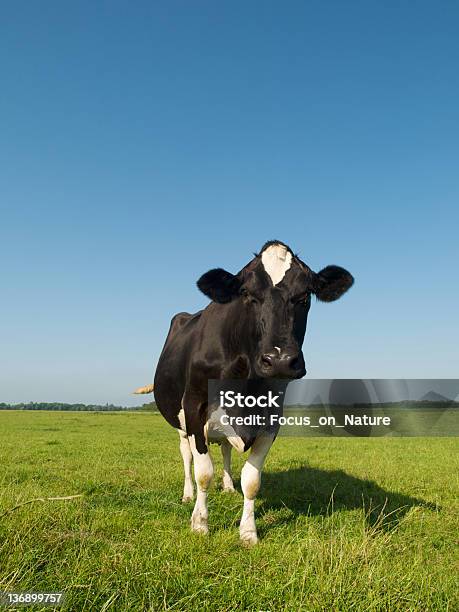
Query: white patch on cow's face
[[261, 243, 292, 286]]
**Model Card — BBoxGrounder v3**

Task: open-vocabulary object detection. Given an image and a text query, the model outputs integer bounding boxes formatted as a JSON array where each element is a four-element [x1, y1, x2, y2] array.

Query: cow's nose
[[260, 350, 305, 378]]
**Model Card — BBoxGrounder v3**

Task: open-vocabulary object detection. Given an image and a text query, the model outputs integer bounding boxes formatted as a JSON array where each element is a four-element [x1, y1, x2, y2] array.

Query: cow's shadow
[[240, 464, 438, 533]]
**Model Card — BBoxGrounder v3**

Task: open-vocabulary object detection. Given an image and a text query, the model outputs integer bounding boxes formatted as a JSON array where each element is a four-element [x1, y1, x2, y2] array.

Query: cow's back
[[154, 311, 202, 428]]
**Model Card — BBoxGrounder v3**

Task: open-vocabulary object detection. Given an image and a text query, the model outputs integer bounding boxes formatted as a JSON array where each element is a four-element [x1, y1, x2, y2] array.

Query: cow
[[135, 240, 353, 544]]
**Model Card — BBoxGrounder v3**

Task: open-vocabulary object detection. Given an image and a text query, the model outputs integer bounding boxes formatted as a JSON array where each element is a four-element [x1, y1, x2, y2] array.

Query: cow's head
[[197, 241, 353, 379]]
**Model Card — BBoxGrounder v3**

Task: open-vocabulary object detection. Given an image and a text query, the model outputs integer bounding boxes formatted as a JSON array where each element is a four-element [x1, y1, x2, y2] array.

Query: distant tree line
[[0, 402, 158, 412]]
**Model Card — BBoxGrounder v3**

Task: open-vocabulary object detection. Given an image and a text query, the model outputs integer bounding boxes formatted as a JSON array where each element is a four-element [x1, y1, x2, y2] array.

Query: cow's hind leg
[[189, 435, 214, 534], [240, 434, 274, 546], [221, 439, 235, 492], [178, 430, 194, 503]]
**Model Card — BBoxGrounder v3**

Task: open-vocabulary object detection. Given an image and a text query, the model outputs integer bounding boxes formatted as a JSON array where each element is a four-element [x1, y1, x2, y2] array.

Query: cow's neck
[[220, 299, 259, 372]]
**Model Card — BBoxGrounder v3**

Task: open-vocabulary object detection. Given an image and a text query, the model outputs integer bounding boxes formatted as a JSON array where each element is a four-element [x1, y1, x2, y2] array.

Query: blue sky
[[1, 1, 458, 405]]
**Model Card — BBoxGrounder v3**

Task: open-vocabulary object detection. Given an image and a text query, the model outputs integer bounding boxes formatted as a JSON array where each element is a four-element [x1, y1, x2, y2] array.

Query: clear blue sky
[[1, 1, 458, 405]]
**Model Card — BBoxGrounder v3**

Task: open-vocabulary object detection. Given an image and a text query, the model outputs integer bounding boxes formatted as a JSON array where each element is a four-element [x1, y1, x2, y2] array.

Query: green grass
[[0, 411, 457, 611]]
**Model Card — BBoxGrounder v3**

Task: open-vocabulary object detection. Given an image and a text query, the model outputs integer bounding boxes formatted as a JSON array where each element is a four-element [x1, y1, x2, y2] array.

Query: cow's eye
[[294, 295, 310, 307], [241, 288, 259, 304]]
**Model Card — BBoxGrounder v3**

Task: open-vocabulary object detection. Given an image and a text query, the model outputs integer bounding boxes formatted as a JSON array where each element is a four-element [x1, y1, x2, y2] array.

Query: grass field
[[0, 411, 457, 611]]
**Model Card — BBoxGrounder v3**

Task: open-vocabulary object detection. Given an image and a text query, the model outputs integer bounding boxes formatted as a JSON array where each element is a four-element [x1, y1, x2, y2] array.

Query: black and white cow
[[135, 241, 353, 544]]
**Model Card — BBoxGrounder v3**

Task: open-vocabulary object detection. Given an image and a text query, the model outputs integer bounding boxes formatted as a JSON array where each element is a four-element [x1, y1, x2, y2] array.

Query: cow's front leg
[[240, 434, 274, 545], [189, 433, 214, 534], [221, 439, 235, 492]]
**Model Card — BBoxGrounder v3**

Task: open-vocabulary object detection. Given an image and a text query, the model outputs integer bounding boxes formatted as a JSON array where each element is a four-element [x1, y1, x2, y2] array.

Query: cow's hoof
[[191, 523, 209, 535], [191, 514, 209, 534], [182, 495, 193, 503], [240, 531, 258, 546], [222, 476, 236, 492]]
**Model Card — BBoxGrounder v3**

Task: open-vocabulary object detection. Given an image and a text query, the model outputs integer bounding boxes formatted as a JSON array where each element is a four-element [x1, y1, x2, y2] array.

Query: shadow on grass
[[81, 467, 438, 536], [253, 464, 439, 532]]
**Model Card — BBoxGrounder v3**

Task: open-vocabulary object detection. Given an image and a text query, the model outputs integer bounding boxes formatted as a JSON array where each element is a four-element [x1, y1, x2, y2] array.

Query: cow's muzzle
[[258, 349, 306, 379]]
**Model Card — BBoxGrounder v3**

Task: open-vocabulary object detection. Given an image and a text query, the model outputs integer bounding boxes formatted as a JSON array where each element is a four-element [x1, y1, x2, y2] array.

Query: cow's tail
[[133, 384, 155, 395]]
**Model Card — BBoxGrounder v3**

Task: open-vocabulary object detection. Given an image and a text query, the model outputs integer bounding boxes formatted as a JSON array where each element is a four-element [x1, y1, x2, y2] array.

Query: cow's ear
[[313, 265, 354, 302], [197, 268, 242, 303]]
